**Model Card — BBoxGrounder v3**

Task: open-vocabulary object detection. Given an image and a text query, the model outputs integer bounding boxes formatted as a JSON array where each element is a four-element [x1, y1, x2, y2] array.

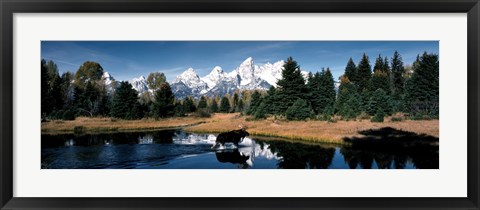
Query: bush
[[391, 117, 403, 122], [357, 111, 370, 120], [371, 108, 385, 122], [285, 99, 313, 121], [192, 109, 211, 118], [62, 110, 75, 121]]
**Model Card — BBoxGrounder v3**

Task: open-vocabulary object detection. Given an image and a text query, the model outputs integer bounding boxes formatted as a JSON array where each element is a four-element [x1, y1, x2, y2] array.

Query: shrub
[[371, 108, 385, 122], [391, 117, 403, 122], [285, 99, 314, 121], [62, 110, 75, 121], [192, 109, 211, 118]]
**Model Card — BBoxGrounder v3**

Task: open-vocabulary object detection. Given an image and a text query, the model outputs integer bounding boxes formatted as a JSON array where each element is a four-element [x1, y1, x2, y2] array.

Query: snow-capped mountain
[[129, 57, 310, 99], [201, 66, 227, 89], [130, 75, 149, 94], [101, 72, 118, 94]]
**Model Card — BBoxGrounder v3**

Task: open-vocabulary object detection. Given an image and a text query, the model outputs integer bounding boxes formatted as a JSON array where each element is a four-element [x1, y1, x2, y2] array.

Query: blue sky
[[41, 41, 439, 82]]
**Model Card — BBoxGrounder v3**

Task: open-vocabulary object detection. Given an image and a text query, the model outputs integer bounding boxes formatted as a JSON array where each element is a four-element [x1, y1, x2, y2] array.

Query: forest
[[41, 51, 439, 123]]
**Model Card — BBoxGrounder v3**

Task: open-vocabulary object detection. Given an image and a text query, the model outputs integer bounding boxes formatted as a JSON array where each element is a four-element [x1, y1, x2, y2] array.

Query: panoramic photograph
[[41, 41, 439, 169]]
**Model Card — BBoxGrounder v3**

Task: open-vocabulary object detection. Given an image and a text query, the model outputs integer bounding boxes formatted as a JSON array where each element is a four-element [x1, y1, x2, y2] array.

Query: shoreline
[[41, 113, 439, 145]]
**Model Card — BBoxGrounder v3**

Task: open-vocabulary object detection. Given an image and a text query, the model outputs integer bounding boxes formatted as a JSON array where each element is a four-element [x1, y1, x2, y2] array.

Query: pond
[[41, 129, 439, 169]]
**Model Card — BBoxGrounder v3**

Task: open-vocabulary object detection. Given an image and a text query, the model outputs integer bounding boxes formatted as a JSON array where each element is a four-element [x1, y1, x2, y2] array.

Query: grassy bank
[[184, 114, 439, 144], [41, 116, 210, 134], [42, 113, 439, 145]]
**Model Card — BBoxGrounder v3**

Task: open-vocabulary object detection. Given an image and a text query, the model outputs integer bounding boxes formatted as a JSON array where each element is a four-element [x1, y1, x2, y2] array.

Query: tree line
[[41, 50, 438, 122]]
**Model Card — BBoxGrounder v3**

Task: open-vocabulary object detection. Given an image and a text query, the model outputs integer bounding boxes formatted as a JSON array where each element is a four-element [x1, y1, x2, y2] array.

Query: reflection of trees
[[42, 130, 177, 147], [262, 141, 335, 169], [341, 127, 439, 169], [215, 149, 250, 169]]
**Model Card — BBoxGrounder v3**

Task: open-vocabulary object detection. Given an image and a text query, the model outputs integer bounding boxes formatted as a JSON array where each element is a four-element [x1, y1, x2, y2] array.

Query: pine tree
[[344, 58, 357, 83], [319, 68, 336, 113], [405, 52, 439, 117], [247, 90, 262, 115], [41, 59, 54, 118], [233, 93, 239, 112], [110, 81, 142, 119], [237, 99, 245, 112], [254, 101, 268, 119], [371, 107, 385, 122], [182, 97, 197, 113], [368, 70, 391, 94], [335, 76, 361, 119], [275, 57, 307, 114], [391, 51, 405, 95], [264, 86, 281, 115], [174, 101, 186, 117], [373, 54, 384, 73], [356, 53, 372, 93], [219, 96, 231, 113], [152, 83, 175, 118], [285, 98, 313, 120], [210, 99, 219, 113], [367, 88, 392, 116], [198, 96, 208, 109]]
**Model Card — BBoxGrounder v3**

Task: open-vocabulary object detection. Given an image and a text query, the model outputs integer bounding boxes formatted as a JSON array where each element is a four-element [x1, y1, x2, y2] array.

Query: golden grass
[[42, 113, 439, 144], [184, 113, 439, 144], [41, 116, 211, 134]]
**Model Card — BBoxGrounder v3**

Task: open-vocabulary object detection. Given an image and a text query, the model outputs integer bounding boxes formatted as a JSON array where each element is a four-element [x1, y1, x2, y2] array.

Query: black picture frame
[[1, 0, 479, 209]]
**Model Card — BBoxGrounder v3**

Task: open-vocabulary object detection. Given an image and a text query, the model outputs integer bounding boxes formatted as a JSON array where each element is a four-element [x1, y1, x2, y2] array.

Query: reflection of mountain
[[341, 127, 439, 169]]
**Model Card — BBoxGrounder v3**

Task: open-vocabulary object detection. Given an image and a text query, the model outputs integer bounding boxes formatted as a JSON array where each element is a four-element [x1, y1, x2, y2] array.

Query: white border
[[14, 13, 467, 197]]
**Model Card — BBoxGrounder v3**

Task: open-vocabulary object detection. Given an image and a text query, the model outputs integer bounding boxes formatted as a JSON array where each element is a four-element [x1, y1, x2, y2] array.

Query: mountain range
[[104, 57, 310, 99]]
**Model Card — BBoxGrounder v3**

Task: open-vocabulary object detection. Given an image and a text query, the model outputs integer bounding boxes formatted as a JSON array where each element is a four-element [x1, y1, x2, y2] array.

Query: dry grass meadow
[[42, 113, 439, 144]]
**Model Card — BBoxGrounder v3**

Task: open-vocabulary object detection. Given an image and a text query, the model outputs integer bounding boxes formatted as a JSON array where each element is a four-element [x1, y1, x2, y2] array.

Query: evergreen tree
[[246, 90, 262, 115], [367, 88, 392, 116], [182, 97, 197, 113], [275, 57, 307, 113], [264, 86, 280, 114], [383, 57, 391, 76], [371, 107, 385, 122], [335, 76, 361, 119], [219, 96, 231, 113], [198, 96, 208, 109], [391, 51, 405, 95], [41, 59, 54, 118], [254, 101, 268, 119], [152, 83, 175, 118], [356, 53, 372, 93], [174, 101, 186, 117], [344, 58, 357, 83], [210, 99, 218, 113], [405, 52, 439, 117], [319, 68, 336, 113], [110, 81, 142, 119], [232, 93, 239, 112], [368, 70, 391, 94], [285, 98, 313, 121], [373, 54, 384, 73], [237, 99, 245, 112]]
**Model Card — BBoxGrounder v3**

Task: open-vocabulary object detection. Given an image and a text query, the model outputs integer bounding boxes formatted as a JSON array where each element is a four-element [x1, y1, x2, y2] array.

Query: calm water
[[41, 129, 439, 169]]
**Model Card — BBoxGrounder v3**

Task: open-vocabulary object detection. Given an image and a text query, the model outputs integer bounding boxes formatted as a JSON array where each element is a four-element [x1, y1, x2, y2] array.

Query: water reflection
[[41, 128, 438, 169], [342, 127, 439, 169]]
